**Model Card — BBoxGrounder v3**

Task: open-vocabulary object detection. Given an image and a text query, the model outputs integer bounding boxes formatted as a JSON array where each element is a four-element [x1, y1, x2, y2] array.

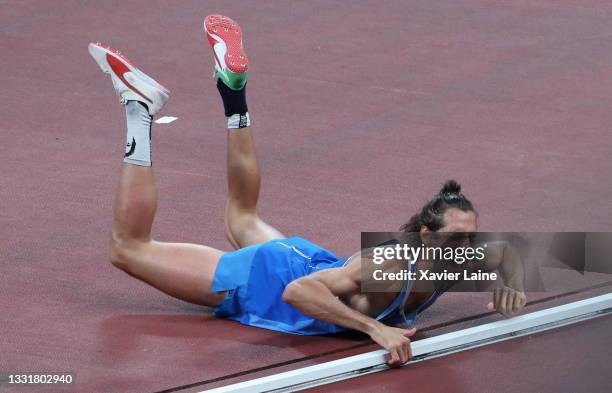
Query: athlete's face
[[420, 208, 478, 248], [437, 208, 478, 233]]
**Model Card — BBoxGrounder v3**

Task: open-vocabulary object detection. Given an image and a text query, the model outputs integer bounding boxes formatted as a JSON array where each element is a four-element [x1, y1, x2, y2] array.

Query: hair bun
[[439, 179, 462, 195]]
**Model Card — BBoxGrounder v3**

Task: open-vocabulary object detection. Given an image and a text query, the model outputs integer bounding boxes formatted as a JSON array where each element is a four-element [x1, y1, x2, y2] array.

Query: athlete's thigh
[[124, 240, 227, 306]]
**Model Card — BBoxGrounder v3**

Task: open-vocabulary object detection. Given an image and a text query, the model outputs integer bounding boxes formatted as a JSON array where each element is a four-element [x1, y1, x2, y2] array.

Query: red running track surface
[[2, 1, 612, 392]]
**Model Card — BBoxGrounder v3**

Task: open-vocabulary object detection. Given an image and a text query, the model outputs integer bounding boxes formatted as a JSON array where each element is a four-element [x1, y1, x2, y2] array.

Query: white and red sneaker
[[88, 42, 170, 116], [204, 15, 249, 90]]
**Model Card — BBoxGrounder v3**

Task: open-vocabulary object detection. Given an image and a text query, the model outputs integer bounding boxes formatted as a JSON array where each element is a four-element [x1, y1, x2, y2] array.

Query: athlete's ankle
[[216, 78, 250, 129]]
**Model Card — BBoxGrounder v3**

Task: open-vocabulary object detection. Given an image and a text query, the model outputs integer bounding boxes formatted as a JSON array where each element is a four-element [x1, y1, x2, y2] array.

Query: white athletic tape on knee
[[227, 113, 250, 129]]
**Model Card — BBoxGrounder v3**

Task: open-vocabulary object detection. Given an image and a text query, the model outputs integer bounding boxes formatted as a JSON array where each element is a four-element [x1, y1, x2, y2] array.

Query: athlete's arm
[[282, 255, 416, 366], [481, 241, 527, 316]]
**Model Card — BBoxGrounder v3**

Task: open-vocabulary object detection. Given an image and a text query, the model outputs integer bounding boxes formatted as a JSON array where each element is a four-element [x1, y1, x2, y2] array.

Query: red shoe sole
[[93, 42, 137, 68], [204, 15, 249, 74]]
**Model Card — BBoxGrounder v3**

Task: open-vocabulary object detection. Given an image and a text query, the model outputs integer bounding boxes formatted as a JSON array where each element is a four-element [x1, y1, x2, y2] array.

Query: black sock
[[217, 78, 248, 117]]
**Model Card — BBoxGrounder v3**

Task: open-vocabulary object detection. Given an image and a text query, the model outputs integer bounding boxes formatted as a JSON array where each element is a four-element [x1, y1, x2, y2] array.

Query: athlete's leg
[[225, 126, 284, 249], [110, 163, 225, 306], [204, 15, 284, 248], [89, 43, 226, 307]]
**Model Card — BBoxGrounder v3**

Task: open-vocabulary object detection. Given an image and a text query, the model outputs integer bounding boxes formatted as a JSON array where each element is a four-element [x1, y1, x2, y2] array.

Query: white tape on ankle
[[227, 113, 250, 129]]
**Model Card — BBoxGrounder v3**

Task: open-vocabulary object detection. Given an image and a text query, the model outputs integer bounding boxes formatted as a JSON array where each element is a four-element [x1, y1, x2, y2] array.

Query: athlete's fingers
[[493, 288, 501, 312], [487, 301, 495, 311], [405, 339, 413, 360], [519, 293, 527, 308], [402, 327, 417, 337], [394, 345, 404, 365], [499, 288, 508, 316], [511, 293, 522, 312], [388, 348, 400, 366], [515, 292, 527, 311], [506, 290, 515, 315], [388, 348, 397, 365], [399, 342, 409, 364]]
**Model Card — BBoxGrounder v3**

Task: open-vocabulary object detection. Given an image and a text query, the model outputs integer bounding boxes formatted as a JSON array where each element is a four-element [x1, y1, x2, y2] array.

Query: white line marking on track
[[155, 116, 178, 124]]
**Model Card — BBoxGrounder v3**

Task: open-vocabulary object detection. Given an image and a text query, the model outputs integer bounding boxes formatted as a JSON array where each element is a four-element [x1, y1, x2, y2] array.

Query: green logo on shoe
[[216, 68, 248, 91]]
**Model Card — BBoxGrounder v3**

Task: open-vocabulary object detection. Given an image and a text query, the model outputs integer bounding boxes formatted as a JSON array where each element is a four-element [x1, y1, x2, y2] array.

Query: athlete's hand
[[369, 324, 416, 366], [487, 287, 527, 317]]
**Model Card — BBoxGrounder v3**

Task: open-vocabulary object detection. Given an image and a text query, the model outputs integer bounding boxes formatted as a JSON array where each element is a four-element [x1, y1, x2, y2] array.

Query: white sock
[[123, 101, 153, 166]]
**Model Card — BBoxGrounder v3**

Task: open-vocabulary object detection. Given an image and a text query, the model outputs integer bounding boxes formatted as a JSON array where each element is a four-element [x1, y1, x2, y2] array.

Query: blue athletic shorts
[[211, 237, 349, 335]]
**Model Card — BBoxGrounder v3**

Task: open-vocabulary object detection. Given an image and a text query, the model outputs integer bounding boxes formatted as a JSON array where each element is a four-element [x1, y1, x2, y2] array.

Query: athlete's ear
[[420, 226, 431, 245]]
